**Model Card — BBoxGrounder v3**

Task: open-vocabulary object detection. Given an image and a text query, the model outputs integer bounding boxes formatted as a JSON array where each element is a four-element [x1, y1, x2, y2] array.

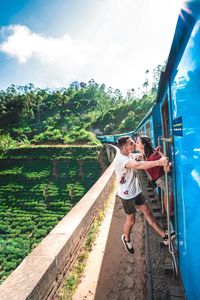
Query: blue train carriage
[[114, 131, 135, 143], [96, 134, 116, 143], [133, 106, 159, 147], [156, 2, 200, 298], [97, 131, 135, 144]]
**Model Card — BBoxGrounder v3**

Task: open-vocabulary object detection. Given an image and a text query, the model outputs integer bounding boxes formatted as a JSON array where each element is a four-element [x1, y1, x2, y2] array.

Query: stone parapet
[[0, 145, 119, 300]]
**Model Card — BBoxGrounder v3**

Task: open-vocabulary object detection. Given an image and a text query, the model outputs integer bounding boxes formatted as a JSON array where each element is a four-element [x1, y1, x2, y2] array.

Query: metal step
[[163, 257, 173, 274], [146, 187, 154, 191], [151, 204, 161, 212], [148, 198, 158, 205], [152, 211, 163, 219], [169, 285, 185, 299], [148, 193, 156, 198]]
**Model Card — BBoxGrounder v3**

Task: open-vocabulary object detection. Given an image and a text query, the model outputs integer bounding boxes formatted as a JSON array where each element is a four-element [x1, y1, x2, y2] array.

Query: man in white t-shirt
[[115, 136, 173, 254]]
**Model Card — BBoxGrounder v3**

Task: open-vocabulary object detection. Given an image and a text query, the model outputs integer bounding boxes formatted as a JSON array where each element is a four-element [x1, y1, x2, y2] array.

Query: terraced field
[[0, 145, 108, 283]]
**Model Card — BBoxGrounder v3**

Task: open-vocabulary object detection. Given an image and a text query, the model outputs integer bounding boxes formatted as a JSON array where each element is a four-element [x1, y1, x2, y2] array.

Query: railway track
[[138, 170, 185, 300]]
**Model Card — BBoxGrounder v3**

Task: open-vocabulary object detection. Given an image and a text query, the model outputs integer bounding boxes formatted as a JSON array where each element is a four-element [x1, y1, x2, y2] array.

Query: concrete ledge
[[0, 145, 119, 300]]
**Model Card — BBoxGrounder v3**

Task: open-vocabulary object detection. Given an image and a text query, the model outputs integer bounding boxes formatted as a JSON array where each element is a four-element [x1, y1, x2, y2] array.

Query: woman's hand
[[164, 162, 172, 172]]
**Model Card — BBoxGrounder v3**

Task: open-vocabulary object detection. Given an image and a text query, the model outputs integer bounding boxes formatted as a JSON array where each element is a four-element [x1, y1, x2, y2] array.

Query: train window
[[162, 96, 170, 154], [162, 98, 170, 138], [139, 127, 145, 136], [145, 122, 151, 138]]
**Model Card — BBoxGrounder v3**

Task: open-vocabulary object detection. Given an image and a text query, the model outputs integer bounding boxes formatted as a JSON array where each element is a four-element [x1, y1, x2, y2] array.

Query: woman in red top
[[135, 135, 174, 216]]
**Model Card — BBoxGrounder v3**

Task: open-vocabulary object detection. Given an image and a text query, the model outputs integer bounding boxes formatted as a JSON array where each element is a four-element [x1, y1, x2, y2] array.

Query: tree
[[152, 63, 166, 92], [118, 111, 136, 132], [142, 69, 150, 95]]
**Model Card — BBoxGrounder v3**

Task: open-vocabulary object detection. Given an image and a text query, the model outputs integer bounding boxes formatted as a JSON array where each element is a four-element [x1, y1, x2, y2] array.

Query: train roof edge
[[156, 0, 200, 104]]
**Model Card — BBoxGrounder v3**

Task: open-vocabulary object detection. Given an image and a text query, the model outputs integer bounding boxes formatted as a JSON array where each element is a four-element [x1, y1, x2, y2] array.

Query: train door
[[162, 98, 169, 138], [161, 97, 171, 153], [161, 96, 174, 213], [161, 94, 178, 275]]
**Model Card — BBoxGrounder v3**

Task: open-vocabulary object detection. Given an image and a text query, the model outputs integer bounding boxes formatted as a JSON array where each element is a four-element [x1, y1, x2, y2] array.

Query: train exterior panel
[[170, 15, 200, 299]]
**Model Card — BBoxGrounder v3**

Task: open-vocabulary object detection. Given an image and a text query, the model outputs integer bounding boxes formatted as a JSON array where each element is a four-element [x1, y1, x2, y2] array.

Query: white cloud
[[0, 24, 128, 90], [0, 0, 183, 93], [0, 25, 94, 66]]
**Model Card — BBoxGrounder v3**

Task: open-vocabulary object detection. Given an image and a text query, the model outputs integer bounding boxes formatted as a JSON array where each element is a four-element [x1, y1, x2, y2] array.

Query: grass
[[58, 210, 105, 300]]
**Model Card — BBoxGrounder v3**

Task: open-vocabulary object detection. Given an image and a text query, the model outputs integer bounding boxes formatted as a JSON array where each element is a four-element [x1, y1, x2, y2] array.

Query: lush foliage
[[0, 133, 18, 156], [92, 93, 156, 134], [0, 81, 122, 143], [0, 146, 108, 283], [0, 71, 162, 146]]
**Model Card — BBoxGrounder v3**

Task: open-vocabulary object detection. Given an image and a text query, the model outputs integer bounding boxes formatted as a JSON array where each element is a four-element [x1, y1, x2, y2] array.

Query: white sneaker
[[121, 234, 134, 254], [162, 230, 175, 245]]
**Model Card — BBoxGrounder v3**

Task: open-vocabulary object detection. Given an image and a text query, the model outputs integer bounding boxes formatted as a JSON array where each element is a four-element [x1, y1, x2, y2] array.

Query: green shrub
[[31, 128, 64, 143], [64, 128, 101, 145], [0, 133, 17, 155]]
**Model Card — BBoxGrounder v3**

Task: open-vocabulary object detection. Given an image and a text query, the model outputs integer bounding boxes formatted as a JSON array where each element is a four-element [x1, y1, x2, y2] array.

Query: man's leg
[[124, 213, 135, 241], [121, 213, 135, 254], [138, 203, 165, 237]]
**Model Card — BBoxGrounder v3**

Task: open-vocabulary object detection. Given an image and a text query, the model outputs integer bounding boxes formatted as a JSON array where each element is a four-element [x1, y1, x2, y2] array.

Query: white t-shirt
[[115, 153, 142, 199]]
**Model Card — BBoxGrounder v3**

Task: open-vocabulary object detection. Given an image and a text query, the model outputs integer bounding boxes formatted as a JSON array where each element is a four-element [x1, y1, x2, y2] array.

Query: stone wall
[[0, 145, 119, 300]]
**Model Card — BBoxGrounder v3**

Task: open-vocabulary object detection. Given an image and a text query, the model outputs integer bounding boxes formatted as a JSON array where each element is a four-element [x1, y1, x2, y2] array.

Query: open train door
[[160, 95, 178, 276], [161, 96, 174, 214], [161, 97, 170, 151]]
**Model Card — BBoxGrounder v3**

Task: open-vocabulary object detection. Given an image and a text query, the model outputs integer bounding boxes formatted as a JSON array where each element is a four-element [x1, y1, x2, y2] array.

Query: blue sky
[[0, 0, 184, 94]]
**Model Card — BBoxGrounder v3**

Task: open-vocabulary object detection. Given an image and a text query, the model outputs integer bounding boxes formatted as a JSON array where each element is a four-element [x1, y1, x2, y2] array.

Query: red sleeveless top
[[146, 152, 164, 181]]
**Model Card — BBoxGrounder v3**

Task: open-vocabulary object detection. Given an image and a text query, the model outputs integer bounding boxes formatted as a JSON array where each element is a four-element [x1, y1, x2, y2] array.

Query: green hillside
[[0, 145, 108, 283], [0, 77, 161, 150]]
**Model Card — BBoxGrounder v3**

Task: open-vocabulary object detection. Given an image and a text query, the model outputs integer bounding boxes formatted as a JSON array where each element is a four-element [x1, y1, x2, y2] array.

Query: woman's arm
[[125, 156, 168, 170]]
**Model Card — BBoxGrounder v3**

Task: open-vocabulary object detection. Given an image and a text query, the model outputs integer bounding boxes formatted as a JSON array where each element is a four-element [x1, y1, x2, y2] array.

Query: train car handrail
[[161, 137, 178, 278], [160, 138, 175, 252], [160, 137, 178, 279]]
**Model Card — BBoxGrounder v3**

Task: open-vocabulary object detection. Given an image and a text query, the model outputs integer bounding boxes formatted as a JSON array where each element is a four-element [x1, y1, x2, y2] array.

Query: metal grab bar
[[160, 137, 176, 256], [157, 137, 165, 214], [158, 137, 178, 277]]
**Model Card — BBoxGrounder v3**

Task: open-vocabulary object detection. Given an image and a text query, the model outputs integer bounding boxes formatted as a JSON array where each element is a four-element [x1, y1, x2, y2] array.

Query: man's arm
[[125, 156, 168, 170]]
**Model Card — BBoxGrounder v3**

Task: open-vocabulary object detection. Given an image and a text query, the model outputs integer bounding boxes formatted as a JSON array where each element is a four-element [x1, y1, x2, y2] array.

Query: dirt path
[[72, 192, 146, 300]]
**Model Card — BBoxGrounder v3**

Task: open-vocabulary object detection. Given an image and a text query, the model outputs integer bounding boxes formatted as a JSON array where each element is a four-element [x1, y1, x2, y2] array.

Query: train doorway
[[161, 95, 177, 275], [162, 97, 174, 212], [162, 97, 170, 143]]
